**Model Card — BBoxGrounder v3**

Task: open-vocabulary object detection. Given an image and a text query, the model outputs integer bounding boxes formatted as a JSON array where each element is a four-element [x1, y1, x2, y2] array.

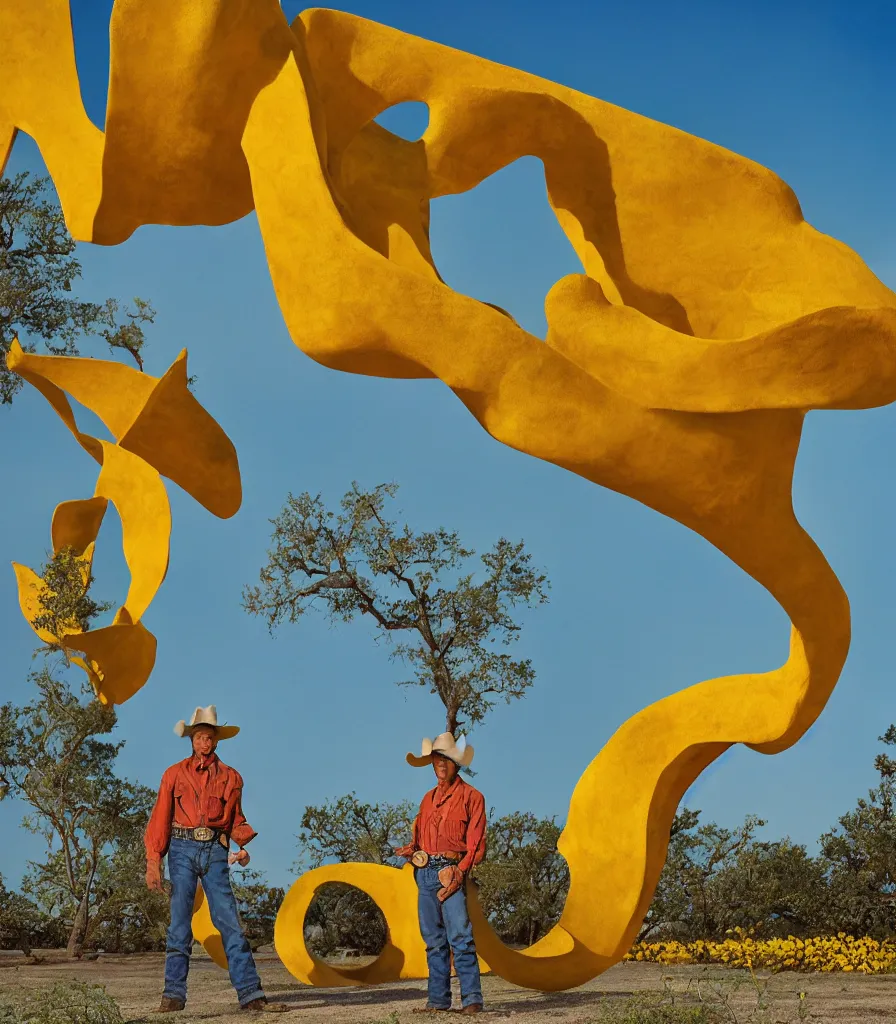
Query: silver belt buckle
[[193, 827, 214, 842]]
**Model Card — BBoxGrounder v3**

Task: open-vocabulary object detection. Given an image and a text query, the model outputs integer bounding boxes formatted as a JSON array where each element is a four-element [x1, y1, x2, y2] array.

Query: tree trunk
[[16, 930, 32, 957], [445, 707, 458, 736], [66, 894, 89, 958]]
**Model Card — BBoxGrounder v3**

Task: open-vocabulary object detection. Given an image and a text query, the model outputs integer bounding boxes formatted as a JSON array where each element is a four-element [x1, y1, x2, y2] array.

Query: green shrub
[[0, 983, 123, 1024], [586, 995, 722, 1023]]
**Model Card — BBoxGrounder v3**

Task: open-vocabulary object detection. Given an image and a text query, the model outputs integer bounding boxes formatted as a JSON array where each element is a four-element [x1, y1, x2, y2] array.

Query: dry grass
[[2, 950, 895, 1023]]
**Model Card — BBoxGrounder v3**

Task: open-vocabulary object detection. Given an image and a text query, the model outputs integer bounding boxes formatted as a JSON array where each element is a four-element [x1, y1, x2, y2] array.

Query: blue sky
[[2, 0, 895, 891]]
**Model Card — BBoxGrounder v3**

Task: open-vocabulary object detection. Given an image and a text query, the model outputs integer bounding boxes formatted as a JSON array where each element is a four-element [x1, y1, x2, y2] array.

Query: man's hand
[[393, 843, 416, 860], [229, 849, 250, 867], [146, 861, 163, 892], [436, 865, 465, 902]]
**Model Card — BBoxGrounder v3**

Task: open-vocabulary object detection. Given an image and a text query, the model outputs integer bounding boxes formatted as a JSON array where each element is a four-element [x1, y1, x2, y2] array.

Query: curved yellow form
[[191, 885, 229, 971], [51, 498, 109, 557], [7, 340, 240, 705], [7, 343, 241, 517], [274, 863, 490, 985], [4, 0, 896, 990]]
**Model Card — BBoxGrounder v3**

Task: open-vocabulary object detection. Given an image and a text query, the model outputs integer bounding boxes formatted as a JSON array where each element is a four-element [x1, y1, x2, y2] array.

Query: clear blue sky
[[2, 0, 895, 891]]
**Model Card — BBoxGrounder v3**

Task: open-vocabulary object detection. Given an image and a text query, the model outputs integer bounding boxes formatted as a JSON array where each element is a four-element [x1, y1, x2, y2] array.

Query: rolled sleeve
[[228, 774, 257, 847], [145, 770, 175, 864], [458, 790, 487, 874]]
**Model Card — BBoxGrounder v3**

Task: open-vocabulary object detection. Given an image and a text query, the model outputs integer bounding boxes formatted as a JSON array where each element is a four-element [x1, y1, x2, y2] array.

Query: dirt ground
[[2, 949, 895, 1023]]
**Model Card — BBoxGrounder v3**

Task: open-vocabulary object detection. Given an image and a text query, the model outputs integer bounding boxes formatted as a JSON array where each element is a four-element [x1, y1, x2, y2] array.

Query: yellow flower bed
[[626, 931, 896, 974]]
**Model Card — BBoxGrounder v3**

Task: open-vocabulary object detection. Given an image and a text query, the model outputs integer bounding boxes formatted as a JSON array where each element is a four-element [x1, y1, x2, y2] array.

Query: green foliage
[[584, 996, 721, 1023], [304, 883, 387, 957], [298, 793, 415, 870], [0, 983, 123, 1024], [709, 840, 828, 938], [640, 811, 766, 941], [641, 808, 833, 943], [233, 869, 285, 951], [817, 725, 896, 937], [476, 811, 569, 946], [0, 873, 42, 955], [1, 521, 166, 956], [584, 972, 813, 1024], [638, 727, 896, 944], [244, 482, 549, 733], [0, 171, 155, 405], [30, 548, 113, 654], [0, 665, 163, 956]]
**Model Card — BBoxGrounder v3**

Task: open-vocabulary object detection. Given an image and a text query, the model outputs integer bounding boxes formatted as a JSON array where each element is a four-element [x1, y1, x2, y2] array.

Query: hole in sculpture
[[374, 102, 430, 142], [429, 157, 583, 340], [303, 883, 387, 960], [70, 2, 112, 129]]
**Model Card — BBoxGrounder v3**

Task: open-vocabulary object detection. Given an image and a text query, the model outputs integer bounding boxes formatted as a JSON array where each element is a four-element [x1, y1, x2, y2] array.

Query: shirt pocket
[[208, 780, 230, 818], [173, 784, 190, 816]]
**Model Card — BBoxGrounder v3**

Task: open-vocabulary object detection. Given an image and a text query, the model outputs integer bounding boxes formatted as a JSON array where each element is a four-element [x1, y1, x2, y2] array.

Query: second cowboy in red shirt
[[395, 732, 486, 1015]]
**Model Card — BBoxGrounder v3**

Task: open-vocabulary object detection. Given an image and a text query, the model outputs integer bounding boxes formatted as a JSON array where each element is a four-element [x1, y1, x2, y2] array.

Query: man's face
[[432, 753, 458, 783], [192, 725, 218, 758]]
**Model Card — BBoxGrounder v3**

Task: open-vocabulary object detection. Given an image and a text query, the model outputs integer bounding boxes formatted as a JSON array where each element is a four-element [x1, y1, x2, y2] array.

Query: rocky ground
[[2, 949, 895, 1022]]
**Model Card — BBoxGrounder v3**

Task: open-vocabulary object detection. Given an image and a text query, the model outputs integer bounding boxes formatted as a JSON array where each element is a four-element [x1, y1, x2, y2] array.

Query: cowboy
[[145, 706, 284, 1013], [395, 732, 486, 1015]]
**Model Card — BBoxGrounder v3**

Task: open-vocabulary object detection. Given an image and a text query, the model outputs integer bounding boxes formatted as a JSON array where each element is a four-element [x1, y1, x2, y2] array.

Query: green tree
[[1, 171, 155, 405], [818, 725, 896, 937], [0, 873, 42, 956], [475, 811, 569, 946], [639, 809, 766, 941], [297, 793, 416, 869], [0, 548, 164, 957], [708, 838, 828, 938], [244, 482, 549, 734], [232, 870, 285, 952], [83, 841, 169, 953], [30, 547, 112, 659], [0, 666, 159, 956]]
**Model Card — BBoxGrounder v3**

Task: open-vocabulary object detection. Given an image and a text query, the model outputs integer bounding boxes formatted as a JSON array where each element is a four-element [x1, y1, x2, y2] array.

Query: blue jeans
[[164, 838, 264, 1006], [416, 865, 483, 1010]]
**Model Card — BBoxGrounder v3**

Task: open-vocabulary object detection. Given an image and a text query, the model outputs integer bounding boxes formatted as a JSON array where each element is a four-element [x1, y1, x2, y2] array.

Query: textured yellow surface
[[3, 0, 895, 992], [7, 340, 240, 705], [191, 886, 229, 972]]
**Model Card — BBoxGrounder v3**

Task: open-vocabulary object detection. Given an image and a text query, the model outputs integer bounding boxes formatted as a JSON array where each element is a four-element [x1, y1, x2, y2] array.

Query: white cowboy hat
[[173, 705, 239, 740], [406, 732, 474, 769]]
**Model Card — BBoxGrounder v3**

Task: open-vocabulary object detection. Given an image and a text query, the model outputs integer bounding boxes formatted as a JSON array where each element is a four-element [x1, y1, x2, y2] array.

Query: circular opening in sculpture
[[303, 882, 387, 960], [374, 101, 430, 142]]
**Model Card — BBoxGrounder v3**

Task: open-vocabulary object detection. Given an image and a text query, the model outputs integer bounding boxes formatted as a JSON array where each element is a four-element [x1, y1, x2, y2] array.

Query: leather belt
[[412, 851, 462, 867], [171, 825, 227, 847]]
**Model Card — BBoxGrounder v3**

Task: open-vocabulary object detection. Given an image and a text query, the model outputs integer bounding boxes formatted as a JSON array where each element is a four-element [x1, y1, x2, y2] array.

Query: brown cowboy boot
[[241, 998, 288, 1012], [153, 998, 185, 1013], [460, 1004, 483, 1015]]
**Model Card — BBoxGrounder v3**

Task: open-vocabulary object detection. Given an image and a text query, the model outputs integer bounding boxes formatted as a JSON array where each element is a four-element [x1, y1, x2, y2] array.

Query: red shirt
[[412, 776, 487, 874], [145, 754, 257, 863]]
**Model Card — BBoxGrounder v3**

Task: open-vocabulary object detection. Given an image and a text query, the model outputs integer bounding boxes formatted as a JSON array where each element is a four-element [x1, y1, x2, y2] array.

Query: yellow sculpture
[[3, 0, 896, 991], [7, 340, 241, 705]]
